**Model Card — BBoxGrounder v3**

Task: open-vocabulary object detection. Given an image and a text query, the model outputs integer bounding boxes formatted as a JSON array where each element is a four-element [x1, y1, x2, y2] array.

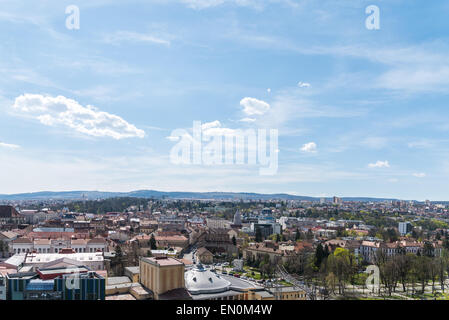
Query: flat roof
[[107, 276, 131, 285], [141, 257, 184, 267], [124, 266, 139, 274]]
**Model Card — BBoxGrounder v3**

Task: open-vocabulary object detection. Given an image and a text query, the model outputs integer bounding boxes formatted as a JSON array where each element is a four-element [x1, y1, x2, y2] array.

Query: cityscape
[[1, 193, 449, 301]]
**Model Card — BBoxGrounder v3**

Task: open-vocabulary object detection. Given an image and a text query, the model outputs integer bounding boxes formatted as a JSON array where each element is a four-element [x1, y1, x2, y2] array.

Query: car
[[228, 272, 234, 276], [234, 274, 240, 278], [222, 271, 227, 275], [241, 276, 247, 280]]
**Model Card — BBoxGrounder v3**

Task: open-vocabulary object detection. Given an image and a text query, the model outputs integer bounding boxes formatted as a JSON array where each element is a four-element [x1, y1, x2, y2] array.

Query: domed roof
[[185, 264, 231, 295]]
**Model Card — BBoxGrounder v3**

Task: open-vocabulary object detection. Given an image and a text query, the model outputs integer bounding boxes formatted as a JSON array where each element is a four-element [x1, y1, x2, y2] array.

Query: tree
[[255, 227, 263, 243], [325, 248, 356, 295], [314, 243, 325, 269], [323, 245, 330, 258], [423, 241, 435, 258], [295, 228, 301, 241], [0, 240, 6, 258], [259, 254, 275, 279], [150, 234, 157, 250], [414, 255, 431, 293], [428, 257, 440, 294], [275, 233, 281, 243], [380, 259, 399, 296], [112, 244, 125, 276], [395, 253, 412, 292]]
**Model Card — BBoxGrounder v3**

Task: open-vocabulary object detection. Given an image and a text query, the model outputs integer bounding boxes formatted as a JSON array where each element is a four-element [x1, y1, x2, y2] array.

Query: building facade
[[139, 256, 185, 300]]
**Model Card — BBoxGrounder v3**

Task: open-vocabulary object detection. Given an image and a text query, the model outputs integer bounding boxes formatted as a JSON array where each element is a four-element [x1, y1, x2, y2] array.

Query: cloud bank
[[13, 94, 145, 140]]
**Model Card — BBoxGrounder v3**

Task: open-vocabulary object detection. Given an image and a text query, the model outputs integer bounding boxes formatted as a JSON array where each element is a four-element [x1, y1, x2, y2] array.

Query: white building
[[10, 237, 107, 255], [23, 252, 105, 271], [399, 222, 413, 236]]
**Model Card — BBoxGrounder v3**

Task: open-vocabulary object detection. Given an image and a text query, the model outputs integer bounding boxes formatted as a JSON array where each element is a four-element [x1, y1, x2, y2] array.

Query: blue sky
[[1, 0, 449, 200]]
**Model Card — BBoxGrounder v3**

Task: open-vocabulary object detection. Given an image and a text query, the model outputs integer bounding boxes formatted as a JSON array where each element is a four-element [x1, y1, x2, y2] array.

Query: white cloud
[[103, 31, 171, 46], [240, 97, 270, 116], [13, 94, 145, 140], [179, 0, 298, 10], [407, 140, 434, 148], [166, 135, 180, 142], [388, 178, 399, 183], [300, 142, 317, 153], [368, 160, 390, 168], [297, 81, 311, 88], [412, 172, 426, 178], [180, 0, 226, 9], [180, 0, 263, 9], [239, 117, 257, 123], [267, 88, 271, 93], [201, 120, 236, 136], [0, 142, 20, 149]]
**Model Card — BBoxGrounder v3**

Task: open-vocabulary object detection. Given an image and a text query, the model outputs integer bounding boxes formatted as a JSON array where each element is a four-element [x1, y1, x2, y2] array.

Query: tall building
[[399, 222, 413, 236], [139, 256, 186, 300], [6, 266, 105, 300], [333, 196, 342, 205]]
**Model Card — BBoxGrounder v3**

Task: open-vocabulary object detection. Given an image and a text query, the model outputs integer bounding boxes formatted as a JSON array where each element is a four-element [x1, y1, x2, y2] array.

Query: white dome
[[185, 265, 231, 295]]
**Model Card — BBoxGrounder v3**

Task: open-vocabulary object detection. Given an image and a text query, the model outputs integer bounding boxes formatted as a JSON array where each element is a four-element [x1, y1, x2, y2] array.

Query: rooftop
[[141, 256, 184, 267]]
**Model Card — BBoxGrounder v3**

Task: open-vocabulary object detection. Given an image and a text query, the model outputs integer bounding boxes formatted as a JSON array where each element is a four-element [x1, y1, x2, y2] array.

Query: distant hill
[[0, 190, 404, 202]]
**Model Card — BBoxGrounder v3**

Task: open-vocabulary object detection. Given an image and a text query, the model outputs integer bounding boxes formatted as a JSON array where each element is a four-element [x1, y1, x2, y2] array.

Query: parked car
[[222, 271, 227, 275]]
